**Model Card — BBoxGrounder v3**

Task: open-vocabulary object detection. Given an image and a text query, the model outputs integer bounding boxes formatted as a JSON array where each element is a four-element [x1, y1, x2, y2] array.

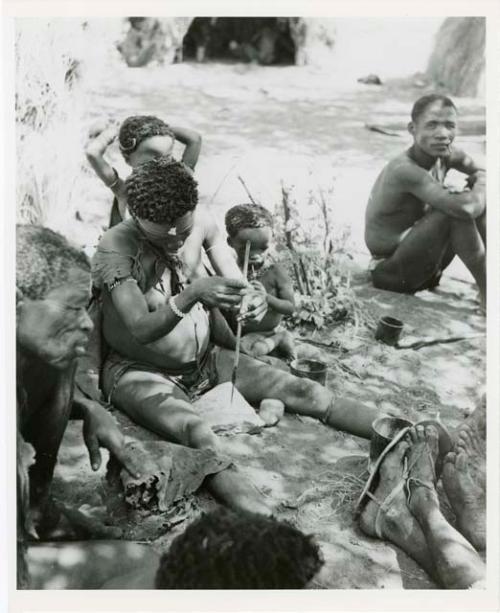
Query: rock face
[[426, 17, 485, 97]]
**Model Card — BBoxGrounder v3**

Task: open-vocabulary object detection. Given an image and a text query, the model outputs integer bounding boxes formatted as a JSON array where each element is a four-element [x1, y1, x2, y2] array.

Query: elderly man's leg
[[111, 370, 271, 514], [216, 350, 381, 439]]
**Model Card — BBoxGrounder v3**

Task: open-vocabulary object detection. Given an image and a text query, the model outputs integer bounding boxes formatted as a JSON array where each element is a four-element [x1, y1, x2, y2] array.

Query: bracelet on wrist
[[169, 295, 188, 318]]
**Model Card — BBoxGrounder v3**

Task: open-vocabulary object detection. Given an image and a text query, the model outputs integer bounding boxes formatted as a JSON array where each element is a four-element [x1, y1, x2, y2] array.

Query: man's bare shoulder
[[383, 151, 425, 185]]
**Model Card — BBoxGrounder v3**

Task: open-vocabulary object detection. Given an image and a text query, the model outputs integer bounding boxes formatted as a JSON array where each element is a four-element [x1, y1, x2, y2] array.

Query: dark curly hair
[[118, 115, 174, 160], [225, 203, 273, 238], [411, 94, 457, 123], [126, 158, 198, 224], [155, 508, 323, 589], [16, 225, 90, 301]]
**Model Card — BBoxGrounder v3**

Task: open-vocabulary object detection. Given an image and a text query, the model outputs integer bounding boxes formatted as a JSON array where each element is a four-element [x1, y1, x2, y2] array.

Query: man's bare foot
[[359, 437, 432, 574], [442, 428, 486, 551], [405, 425, 441, 521], [456, 424, 486, 490]]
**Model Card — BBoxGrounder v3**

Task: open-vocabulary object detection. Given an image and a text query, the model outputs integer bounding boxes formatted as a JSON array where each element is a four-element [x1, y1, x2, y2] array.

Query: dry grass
[[16, 19, 123, 232]]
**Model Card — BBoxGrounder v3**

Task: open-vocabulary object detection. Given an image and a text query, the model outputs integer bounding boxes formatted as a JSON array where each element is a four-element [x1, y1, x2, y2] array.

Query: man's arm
[[448, 147, 485, 175], [170, 125, 202, 170], [399, 163, 485, 220], [266, 265, 295, 316], [72, 388, 141, 477]]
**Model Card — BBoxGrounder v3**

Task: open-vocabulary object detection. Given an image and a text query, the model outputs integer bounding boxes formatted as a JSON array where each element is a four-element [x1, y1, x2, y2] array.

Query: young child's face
[[128, 135, 175, 167], [229, 226, 272, 269]]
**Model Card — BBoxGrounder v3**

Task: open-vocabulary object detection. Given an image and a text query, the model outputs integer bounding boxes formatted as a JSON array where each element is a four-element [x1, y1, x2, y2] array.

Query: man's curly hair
[[16, 225, 90, 301], [225, 203, 273, 238], [155, 508, 323, 589], [125, 158, 198, 224], [118, 115, 174, 160]]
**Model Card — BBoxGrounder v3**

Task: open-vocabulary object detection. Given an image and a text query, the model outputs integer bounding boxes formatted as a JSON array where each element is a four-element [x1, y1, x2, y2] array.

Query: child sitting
[[85, 115, 202, 225], [225, 203, 296, 361]]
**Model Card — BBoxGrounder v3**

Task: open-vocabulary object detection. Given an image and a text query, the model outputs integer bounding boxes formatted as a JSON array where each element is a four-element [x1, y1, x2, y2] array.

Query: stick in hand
[[231, 240, 251, 404]]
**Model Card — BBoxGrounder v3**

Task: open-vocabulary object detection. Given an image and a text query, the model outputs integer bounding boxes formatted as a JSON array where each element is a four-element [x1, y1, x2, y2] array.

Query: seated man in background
[[92, 158, 387, 516], [365, 94, 486, 311], [16, 225, 140, 586]]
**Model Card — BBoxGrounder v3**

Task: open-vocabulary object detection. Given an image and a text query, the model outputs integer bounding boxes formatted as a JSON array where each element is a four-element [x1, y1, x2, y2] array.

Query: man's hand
[[82, 402, 141, 478], [466, 170, 486, 190], [191, 277, 247, 310]]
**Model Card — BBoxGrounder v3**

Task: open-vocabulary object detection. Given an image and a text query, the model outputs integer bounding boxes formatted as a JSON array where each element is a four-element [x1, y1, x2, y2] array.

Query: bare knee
[[182, 416, 217, 450]]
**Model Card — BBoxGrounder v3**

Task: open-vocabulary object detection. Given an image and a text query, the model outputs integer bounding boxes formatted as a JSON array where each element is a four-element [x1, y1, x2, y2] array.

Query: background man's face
[[410, 101, 458, 158], [17, 268, 93, 370]]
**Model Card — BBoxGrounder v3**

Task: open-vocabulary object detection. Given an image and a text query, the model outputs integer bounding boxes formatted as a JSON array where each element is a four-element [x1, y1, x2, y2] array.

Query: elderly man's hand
[[238, 281, 268, 323], [82, 402, 141, 478]]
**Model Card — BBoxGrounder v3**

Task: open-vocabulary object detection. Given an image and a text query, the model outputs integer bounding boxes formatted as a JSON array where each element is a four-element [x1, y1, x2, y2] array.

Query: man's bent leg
[[371, 210, 451, 293], [112, 370, 271, 515], [216, 350, 381, 439], [449, 217, 486, 306]]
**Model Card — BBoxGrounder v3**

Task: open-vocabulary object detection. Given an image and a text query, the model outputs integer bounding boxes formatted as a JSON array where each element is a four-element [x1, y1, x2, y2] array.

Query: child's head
[[225, 203, 274, 268], [155, 508, 323, 589], [126, 158, 198, 252], [118, 115, 175, 166]]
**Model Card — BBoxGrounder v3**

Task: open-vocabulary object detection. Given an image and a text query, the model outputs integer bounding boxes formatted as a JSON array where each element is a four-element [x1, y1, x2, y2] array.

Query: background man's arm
[[170, 125, 202, 170], [399, 164, 485, 220], [448, 147, 485, 175]]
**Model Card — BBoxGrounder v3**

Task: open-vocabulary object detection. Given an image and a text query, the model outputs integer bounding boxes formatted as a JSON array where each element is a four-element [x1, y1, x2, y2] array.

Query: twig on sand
[[237, 175, 257, 204], [364, 123, 401, 137]]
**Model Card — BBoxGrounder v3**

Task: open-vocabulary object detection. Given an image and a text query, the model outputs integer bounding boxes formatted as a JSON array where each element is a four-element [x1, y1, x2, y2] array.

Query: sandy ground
[[42, 62, 485, 589]]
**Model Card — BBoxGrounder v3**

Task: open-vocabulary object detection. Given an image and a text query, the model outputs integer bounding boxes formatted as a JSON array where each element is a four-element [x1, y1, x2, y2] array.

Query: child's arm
[[170, 125, 202, 170], [266, 265, 295, 316], [85, 124, 126, 195]]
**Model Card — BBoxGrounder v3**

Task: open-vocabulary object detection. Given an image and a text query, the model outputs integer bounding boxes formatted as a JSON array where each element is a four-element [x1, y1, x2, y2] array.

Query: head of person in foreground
[[155, 507, 324, 589]]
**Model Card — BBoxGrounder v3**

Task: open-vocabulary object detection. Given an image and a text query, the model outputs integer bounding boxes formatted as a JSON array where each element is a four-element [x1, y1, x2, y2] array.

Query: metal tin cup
[[375, 316, 404, 346], [369, 416, 413, 465], [290, 358, 328, 385]]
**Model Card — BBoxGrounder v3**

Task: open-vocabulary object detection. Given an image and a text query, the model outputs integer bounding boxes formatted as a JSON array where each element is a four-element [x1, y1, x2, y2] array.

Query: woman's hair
[[155, 508, 323, 589], [118, 115, 174, 159], [225, 203, 273, 238], [126, 158, 198, 224], [16, 224, 90, 300]]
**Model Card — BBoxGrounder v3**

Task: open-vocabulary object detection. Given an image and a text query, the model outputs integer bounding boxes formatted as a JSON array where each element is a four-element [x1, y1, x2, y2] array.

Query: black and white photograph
[[4, 4, 499, 609]]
